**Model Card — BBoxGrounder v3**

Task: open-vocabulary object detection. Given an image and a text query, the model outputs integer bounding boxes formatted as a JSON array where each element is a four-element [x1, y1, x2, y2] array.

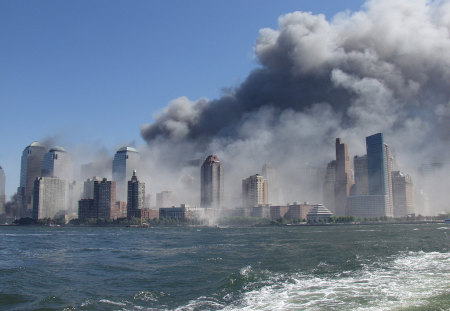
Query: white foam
[[219, 251, 450, 310]]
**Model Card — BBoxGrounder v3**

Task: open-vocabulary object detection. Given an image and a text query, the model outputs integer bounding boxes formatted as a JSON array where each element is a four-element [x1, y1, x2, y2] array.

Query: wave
[[175, 251, 450, 311]]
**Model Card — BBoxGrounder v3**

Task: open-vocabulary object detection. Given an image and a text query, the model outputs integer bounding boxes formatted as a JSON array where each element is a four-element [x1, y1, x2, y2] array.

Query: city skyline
[[1, 0, 449, 217], [0, 1, 368, 197]]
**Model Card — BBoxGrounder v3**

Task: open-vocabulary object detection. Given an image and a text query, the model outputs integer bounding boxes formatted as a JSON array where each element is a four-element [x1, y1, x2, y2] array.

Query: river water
[[0, 224, 449, 310]]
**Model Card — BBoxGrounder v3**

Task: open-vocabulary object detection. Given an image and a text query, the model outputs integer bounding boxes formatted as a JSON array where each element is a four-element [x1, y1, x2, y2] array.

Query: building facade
[[242, 174, 268, 208], [353, 155, 369, 195], [127, 170, 145, 218], [200, 155, 224, 209], [112, 147, 140, 201], [32, 177, 67, 220], [0, 166, 5, 215], [392, 171, 414, 217], [334, 138, 354, 216], [94, 178, 116, 220], [307, 204, 333, 223], [18, 142, 47, 214], [323, 160, 336, 213], [41, 146, 73, 181]]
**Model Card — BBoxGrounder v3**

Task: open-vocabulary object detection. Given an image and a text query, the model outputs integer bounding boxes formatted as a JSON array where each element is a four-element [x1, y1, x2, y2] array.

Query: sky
[[1, 0, 368, 197]]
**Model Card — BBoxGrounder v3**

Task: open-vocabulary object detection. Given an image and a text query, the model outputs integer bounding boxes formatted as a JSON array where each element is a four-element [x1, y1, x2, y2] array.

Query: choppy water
[[0, 224, 449, 310]]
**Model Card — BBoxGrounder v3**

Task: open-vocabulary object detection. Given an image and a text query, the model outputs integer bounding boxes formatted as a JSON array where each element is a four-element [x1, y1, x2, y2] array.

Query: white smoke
[[139, 0, 450, 214]]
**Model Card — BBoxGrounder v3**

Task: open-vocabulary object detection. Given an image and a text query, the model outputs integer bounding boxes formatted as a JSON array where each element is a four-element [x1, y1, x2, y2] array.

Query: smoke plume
[[141, 0, 450, 214]]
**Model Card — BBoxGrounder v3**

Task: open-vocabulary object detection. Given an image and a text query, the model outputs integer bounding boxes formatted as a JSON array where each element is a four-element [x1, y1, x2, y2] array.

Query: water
[[0, 224, 449, 310]]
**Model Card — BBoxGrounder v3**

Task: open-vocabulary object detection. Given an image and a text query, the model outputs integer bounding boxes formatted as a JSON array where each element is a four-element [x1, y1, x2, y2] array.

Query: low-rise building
[[307, 204, 333, 223]]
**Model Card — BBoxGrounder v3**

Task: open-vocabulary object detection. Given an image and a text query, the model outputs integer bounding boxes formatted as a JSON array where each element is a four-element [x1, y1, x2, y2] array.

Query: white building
[[41, 146, 73, 181], [242, 174, 268, 208], [32, 177, 67, 220], [306, 204, 333, 223]]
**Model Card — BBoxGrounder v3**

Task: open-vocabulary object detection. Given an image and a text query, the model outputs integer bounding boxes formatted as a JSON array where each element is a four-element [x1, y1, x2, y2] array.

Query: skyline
[[0, 1, 367, 197], [1, 0, 449, 219]]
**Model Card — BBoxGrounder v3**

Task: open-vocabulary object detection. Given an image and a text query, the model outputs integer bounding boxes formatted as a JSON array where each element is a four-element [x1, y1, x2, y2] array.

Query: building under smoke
[[18, 142, 47, 215], [156, 190, 176, 208], [334, 138, 354, 216], [242, 174, 268, 208], [348, 133, 395, 218], [200, 155, 224, 209], [392, 171, 414, 217], [322, 160, 336, 213], [112, 147, 140, 202], [353, 155, 369, 196], [0, 166, 5, 215], [41, 146, 73, 181]]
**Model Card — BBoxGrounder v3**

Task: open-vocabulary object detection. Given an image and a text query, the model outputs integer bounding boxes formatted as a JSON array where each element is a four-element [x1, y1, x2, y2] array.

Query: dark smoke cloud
[[141, 0, 450, 214]]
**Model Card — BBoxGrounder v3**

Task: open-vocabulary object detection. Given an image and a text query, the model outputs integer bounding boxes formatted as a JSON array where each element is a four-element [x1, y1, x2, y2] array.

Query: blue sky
[[0, 0, 366, 197]]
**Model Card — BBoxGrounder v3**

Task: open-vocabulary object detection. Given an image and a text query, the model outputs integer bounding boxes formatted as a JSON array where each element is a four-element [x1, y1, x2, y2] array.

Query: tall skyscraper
[[200, 155, 224, 209], [32, 177, 67, 220], [323, 160, 336, 213], [112, 147, 140, 201], [41, 146, 73, 181], [127, 170, 145, 218], [392, 171, 414, 217], [18, 142, 47, 214], [349, 133, 394, 218], [242, 174, 268, 208], [94, 178, 116, 220], [353, 155, 369, 195], [334, 138, 354, 216], [0, 166, 5, 215]]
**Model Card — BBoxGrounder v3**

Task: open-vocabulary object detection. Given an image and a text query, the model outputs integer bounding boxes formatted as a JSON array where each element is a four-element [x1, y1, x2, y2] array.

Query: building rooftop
[[116, 146, 138, 153], [29, 141, 44, 148], [49, 146, 67, 153], [307, 204, 333, 216]]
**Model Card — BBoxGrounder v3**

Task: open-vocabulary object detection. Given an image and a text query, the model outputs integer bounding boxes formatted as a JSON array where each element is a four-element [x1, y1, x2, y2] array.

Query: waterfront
[[0, 224, 449, 310]]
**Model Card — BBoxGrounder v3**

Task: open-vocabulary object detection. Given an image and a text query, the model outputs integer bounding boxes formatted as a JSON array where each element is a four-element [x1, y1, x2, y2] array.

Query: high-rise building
[[384, 144, 394, 216], [32, 177, 67, 220], [94, 178, 116, 220], [18, 142, 47, 213], [41, 146, 73, 181], [348, 133, 394, 218], [353, 155, 369, 195], [0, 166, 5, 215], [127, 170, 145, 218], [334, 138, 354, 216], [156, 190, 176, 208], [82, 177, 101, 199], [323, 160, 336, 213], [200, 155, 224, 209], [112, 147, 140, 201], [242, 174, 268, 207], [392, 171, 414, 217]]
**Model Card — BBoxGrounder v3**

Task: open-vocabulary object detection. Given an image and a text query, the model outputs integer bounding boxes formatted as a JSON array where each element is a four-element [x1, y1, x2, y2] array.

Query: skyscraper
[[242, 174, 268, 207], [334, 138, 354, 216], [112, 147, 140, 201], [262, 163, 283, 205], [200, 155, 224, 209], [32, 177, 67, 220], [353, 155, 369, 195], [392, 171, 414, 217], [41, 146, 73, 181], [0, 166, 5, 215], [323, 160, 336, 213], [349, 133, 394, 218], [18, 142, 47, 214], [94, 178, 116, 220], [127, 170, 145, 218]]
